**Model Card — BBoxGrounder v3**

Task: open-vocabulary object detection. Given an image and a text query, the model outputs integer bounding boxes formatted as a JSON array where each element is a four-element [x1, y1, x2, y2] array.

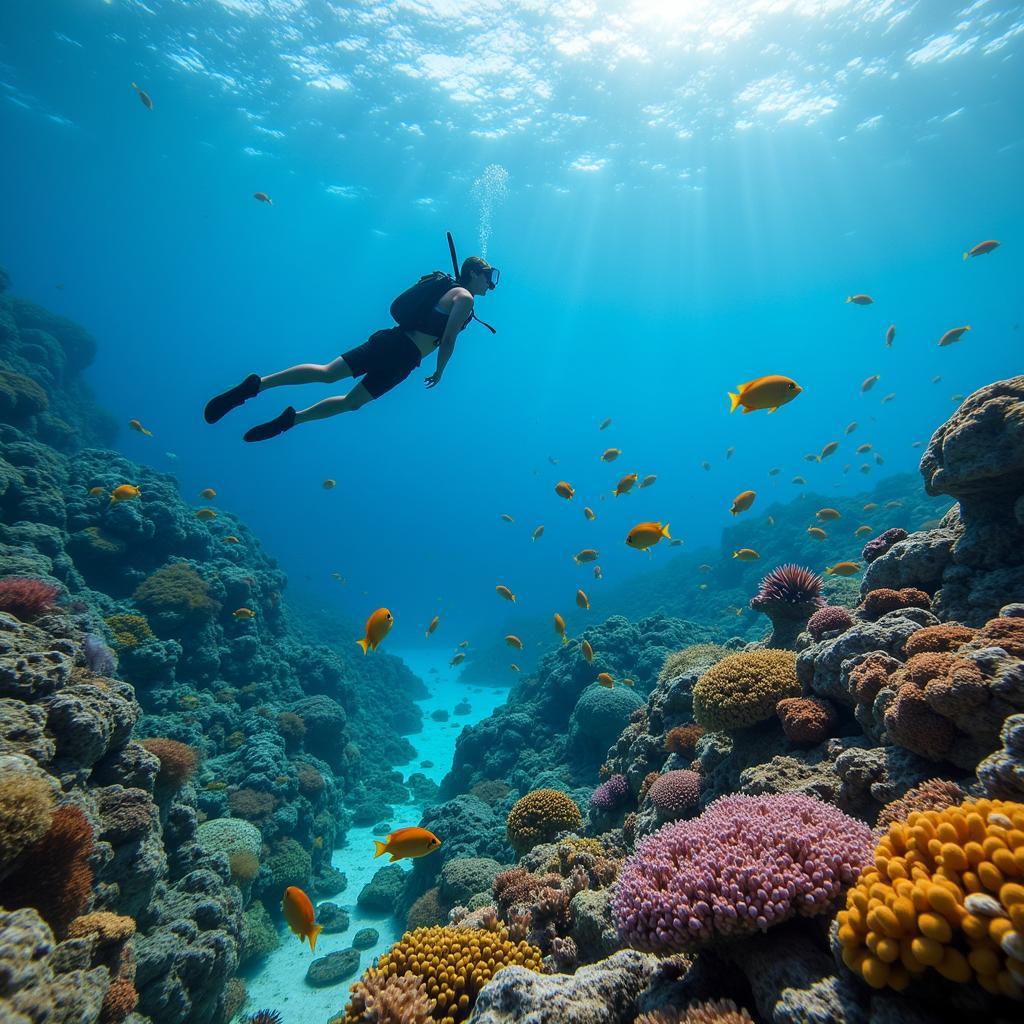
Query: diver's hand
[[424, 371, 443, 389]]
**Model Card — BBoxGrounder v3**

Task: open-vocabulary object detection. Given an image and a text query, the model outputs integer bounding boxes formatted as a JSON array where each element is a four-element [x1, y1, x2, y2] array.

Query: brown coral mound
[[506, 789, 582, 854], [139, 738, 198, 789], [692, 649, 800, 731], [847, 652, 901, 704], [874, 778, 967, 831], [229, 850, 261, 882], [343, 972, 435, 1023], [883, 685, 956, 761], [776, 696, 837, 745], [67, 911, 136, 943], [100, 978, 138, 1024], [903, 623, 975, 656], [898, 651, 956, 688], [664, 724, 704, 755], [296, 764, 325, 795], [658, 644, 729, 684], [407, 887, 444, 931], [971, 615, 1024, 656], [277, 712, 306, 742], [858, 587, 931, 621], [638, 1001, 754, 1024], [492, 868, 563, 915], [0, 771, 55, 871], [229, 787, 279, 821], [469, 780, 512, 806]]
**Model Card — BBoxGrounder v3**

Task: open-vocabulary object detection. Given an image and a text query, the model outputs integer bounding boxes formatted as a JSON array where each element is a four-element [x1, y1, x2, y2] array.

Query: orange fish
[[555, 481, 575, 500], [425, 615, 440, 638], [496, 585, 516, 603], [89, 486, 104, 496], [282, 886, 322, 952], [373, 827, 441, 862], [597, 672, 614, 688], [196, 508, 217, 521], [807, 527, 827, 540], [938, 325, 971, 347], [584, 506, 596, 521], [826, 562, 861, 577], [532, 525, 544, 541], [357, 608, 393, 654], [506, 635, 524, 649], [253, 191, 273, 205], [199, 487, 217, 499], [613, 473, 638, 497], [728, 375, 802, 415], [964, 240, 999, 260], [554, 613, 568, 644], [581, 639, 594, 663], [816, 508, 841, 521], [732, 548, 759, 561], [626, 521, 671, 551], [110, 484, 141, 503], [129, 419, 152, 436], [601, 448, 621, 462], [730, 490, 756, 516], [131, 82, 153, 110], [576, 589, 589, 610], [846, 294, 873, 305], [574, 549, 599, 564]]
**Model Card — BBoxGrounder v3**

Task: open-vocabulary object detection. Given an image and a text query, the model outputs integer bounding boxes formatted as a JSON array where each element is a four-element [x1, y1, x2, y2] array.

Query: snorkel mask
[[483, 266, 500, 290]]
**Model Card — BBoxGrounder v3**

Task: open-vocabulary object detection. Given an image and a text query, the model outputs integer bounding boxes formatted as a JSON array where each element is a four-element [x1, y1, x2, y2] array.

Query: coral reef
[[507, 789, 583, 854], [749, 563, 825, 648], [692, 650, 800, 731], [775, 696, 838, 745], [807, 604, 854, 641], [0, 576, 61, 621]]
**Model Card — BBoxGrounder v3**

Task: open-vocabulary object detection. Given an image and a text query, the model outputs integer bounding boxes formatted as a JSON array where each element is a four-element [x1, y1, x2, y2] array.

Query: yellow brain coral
[[837, 798, 1024, 999], [342, 925, 542, 1024], [506, 789, 583, 854], [691, 649, 800, 731], [104, 613, 154, 648]]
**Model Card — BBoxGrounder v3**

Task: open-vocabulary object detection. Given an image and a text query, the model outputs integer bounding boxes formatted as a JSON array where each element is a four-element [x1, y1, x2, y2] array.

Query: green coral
[[692, 649, 801, 731], [240, 900, 280, 965], [104, 613, 154, 648], [76, 526, 126, 556], [133, 562, 219, 624], [571, 684, 643, 747], [265, 837, 311, 889]]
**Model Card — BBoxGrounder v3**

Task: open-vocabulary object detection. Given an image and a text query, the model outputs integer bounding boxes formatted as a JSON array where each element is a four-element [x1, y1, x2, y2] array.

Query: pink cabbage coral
[[647, 770, 700, 819], [807, 605, 854, 641], [613, 793, 873, 952]]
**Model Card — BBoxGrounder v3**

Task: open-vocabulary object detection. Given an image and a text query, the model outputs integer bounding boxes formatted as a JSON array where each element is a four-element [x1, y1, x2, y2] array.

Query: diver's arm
[[425, 294, 473, 388]]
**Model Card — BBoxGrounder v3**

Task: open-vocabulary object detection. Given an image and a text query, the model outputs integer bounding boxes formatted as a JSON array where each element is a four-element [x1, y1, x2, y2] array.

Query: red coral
[[903, 623, 975, 656], [883, 685, 956, 761], [776, 696, 837, 745], [100, 978, 138, 1024], [664, 724, 704, 755], [898, 652, 956, 688], [139, 738, 198, 789], [859, 588, 931, 622], [807, 605, 854, 641], [0, 576, 61, 621], [0, 804, 94, 937]]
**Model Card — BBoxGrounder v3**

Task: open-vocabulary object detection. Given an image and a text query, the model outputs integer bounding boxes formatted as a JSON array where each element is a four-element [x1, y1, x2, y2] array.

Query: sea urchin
[[749, 563, 825, 647]]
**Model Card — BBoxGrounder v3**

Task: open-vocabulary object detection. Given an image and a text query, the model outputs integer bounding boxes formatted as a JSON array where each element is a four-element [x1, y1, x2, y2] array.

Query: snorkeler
[[204, 238, 499, 442]]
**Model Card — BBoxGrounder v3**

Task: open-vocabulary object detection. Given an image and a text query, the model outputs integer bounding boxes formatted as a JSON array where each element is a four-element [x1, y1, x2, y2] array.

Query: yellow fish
[[496, 585, 516, 603], [626, 521, 671, 551], [506, 635, 524, 649], [425, 615, 440, 637], [639, 474, 657, 488], [816, 508, 841, 521], [576, 589, 589, 610], [282, 886, 322, 953], [728, 375, 802, 414], [938, 325, 971, 347], [532, 525, 544, 542], [322, 479, 336, 490], [730, 490, 756, 516], [233, 608, 255, 619], [825, 562, 861, 577], [574, 549, 599, 564], [581, 639, 594, 663], [500, 513, 514, 523], [819, 441, 838, 460], [199, 487, 217, 499], [733, 548, 760, 561], [224, 535, 240, 544], [110, 484, 140, 503], [373, 827, 441, 862], [554, 613, 568, 644], [613, 473, 638, 497], [89, 486, 104, 496], [854, 525, 873, 537], [584, 506, 596, 521], [861, 375, 880, 393], [846, 294, 873, 305], [601, 448, 621, 462], [196, 508, 217, 521], [597, 672, 614, 688], [555, 481, 575, 500], [357, 607, 393, 653], [807, 527, 827, 540], [129, 419, 152, 436]]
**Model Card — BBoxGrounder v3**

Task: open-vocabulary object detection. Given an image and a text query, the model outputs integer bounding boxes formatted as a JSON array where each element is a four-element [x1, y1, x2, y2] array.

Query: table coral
[[836, 797, 1024, 999], [692, 649, 800, 731], [507, 789, 583, 854]]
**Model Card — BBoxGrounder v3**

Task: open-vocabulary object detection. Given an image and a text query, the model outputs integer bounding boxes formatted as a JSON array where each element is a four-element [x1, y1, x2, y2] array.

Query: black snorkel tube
[[447, 231, 497, 335]]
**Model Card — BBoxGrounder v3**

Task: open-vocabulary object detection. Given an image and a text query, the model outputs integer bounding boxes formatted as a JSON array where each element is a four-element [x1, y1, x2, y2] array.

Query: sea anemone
[[749, 563, 825, 647]]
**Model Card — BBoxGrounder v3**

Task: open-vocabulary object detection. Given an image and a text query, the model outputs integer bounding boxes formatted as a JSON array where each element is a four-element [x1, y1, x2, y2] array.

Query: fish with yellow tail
[[727, 375, 802, 415], [110, 484, 141, 503], [584, 506, 596, 521], [846, 294, 873, 305], [232, 608, 255, 619], [554, 612, 568, 644], [581, 639, 594, 663], [626, 521, 671, 552], [819, 441, 839, 460], [129, 419, 152, 436], [425, 615, 440, 638], [282, 886, 322, 952], [730, 490, 756, 516], [613, 473, 638, 497], [555, 481, 575, 500], [733, 548, 760, 561], [506, 635, 524, 650], [357, 608, 393, 654], [373, 826, 441, 863], [576, 589, 590, 610], [601, 448, 621, 462], [807, 527, 827, 540], [825, 562, 861, 577], [496, 585, 517, 603], [964, 239, 999, 260], [861, 375, 880, 393], [938, 325, 971, 347], [573, 548, 599, 565]]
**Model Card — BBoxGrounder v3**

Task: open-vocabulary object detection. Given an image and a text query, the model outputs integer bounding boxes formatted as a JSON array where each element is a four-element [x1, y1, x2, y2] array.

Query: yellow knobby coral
[[837, 797, 1024, 999], [104, 613, 154, 648], [342, 925, 542, 1024], [0, 773, 55, 871], [506, 789, 583, 855], [691, 649, 800, 731], [66, 911, 136, 943], [658, 644, 729, 685]]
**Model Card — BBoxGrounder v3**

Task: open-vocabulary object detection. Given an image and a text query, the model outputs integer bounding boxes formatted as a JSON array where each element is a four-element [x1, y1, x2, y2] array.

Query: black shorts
[[341, 327, 423, 399]]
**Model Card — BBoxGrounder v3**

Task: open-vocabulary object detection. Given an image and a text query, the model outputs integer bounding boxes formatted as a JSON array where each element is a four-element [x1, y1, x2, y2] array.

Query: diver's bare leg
[[260, 356, 352, 390], [293, 382, 374, 425]]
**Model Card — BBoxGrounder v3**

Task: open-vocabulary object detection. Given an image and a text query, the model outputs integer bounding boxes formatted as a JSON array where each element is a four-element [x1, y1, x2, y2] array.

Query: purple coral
[[862, 527, 907, 564], [807, 605, 854, 641], [83, 634, 117, 676], [590, 774, 629, 811], [647, 770, 700, 819], [749, 564, 825, 647], [613, 792, 873, 952]]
